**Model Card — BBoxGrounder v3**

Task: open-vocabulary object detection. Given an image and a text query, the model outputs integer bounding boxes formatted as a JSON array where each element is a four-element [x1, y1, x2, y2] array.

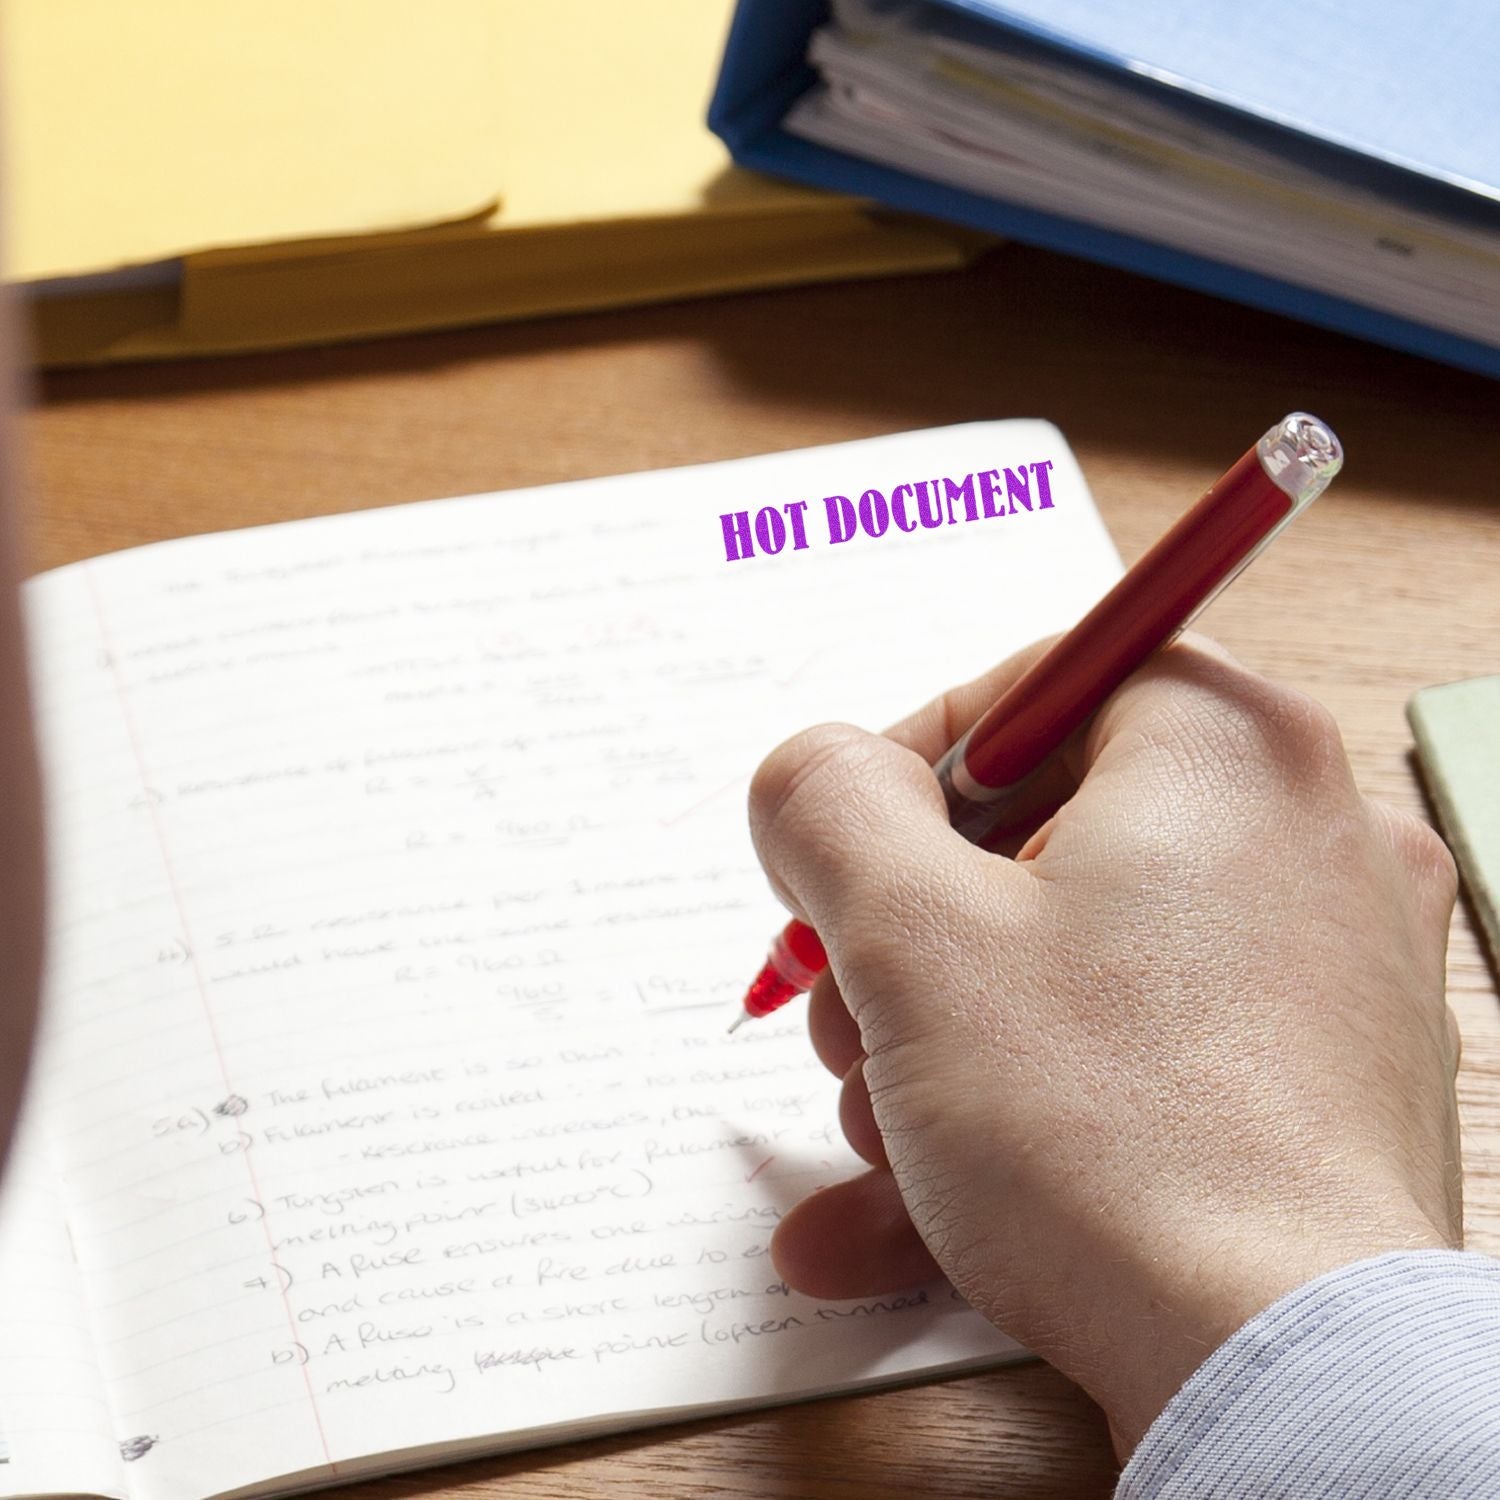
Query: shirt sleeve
[[1116, 1249, 1500, 1499]]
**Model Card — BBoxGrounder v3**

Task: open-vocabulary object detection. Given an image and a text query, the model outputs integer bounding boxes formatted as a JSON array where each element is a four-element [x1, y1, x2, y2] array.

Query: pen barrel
[[932, 412, 1343, 836], [933, 734, 1076, 848], [954, 444, 1294, 795], [771, 921, 827, 990]]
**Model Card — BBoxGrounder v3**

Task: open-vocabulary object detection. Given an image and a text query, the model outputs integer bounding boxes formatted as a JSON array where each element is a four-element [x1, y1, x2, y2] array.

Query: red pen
[[729, 412, 1343, 1032]]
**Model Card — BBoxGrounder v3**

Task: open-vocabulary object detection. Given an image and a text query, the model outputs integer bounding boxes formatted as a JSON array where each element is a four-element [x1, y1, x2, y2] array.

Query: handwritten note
[[0, 1111, 123, 1498], [5, 424, 1121, 1500]]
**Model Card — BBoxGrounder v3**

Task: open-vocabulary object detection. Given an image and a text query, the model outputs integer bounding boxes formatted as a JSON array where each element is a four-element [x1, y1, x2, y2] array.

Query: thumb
[[747, 723, 1019, 1026]]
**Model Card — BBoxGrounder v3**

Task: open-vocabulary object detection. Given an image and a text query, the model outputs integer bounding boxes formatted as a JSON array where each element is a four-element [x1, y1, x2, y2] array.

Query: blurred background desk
[[22, 243, 1500, 1498]]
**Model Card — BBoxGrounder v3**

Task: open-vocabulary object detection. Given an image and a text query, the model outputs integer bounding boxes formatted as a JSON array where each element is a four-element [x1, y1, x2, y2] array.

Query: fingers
[[1078, 635, 1350, 797], [808, 968, 861, 1077], [748, 723, 1022, 1015], [810, 976, 887, 1166], [883, 630, 1231, 772], [839, 1058, 888, 1168], [1002, 637, 1362, 874], [885, 633, 1248, 837], [770, 1168, 942, 1299], [750, 635, 1257, 967], [882, 635, 1058, 762]]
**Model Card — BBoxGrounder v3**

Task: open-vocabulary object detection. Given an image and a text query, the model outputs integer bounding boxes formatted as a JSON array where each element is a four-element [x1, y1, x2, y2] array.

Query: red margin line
[[85, 564, 337, 1473]]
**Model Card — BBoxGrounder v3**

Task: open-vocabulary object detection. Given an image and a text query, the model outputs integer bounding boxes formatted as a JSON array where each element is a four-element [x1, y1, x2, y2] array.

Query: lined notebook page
[[20, 424, 1122, 1500], [0, 1112, 123, 1500]]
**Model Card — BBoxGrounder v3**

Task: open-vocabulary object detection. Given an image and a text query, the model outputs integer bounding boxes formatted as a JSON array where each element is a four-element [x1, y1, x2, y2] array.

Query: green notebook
[[1409, 676, 1500, 971]]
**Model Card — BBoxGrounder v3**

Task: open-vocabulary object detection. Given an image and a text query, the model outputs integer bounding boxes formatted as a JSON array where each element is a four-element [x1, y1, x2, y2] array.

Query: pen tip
[[726, 1010, 748, 1035]]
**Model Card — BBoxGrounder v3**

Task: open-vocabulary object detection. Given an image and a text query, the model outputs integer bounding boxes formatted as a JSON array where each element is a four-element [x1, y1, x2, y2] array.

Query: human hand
[[747, 636, 1462, 1455]]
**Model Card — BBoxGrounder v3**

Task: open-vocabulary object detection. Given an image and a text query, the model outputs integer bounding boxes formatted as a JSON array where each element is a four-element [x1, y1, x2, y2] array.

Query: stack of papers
[[1, 1, 981, 365], [785, 0, 1500, 352]]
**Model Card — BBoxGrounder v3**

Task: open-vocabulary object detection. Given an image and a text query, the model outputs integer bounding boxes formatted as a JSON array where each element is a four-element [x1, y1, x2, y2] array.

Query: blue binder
[[708, 0, 1500, 380]]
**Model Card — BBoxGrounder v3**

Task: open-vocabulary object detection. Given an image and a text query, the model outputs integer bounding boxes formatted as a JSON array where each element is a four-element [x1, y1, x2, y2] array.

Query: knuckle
[[1269, 687, 1344, 759], [1216, 677, 1342, 766], [748, 723, 877, 844], [1174, 629, 1239, 667], [747, 725, 934, 919], [837, 1062, 888, 1167], [1447, 1006, 1464, 1074], [1178, 673, 1348, 788], [1380, 803, 1459, 900], [1104, 649, 1352, 802]]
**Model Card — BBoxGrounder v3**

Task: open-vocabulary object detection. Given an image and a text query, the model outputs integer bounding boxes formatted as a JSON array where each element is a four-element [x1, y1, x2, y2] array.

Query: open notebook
[[0, 423, 1122, 1500]]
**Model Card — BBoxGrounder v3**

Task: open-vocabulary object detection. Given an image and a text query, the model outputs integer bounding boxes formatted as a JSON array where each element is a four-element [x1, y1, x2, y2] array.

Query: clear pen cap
[[1257, 412, 1343, 509], [1170, 411, 1342, 641]]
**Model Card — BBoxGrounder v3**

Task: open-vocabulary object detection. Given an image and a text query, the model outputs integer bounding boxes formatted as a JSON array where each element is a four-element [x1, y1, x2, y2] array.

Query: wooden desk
[[24, 246, 1500, 1497]]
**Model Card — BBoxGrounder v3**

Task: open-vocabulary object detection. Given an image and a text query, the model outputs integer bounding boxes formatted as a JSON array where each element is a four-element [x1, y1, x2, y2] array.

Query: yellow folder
[[4, 2, 981, 365]]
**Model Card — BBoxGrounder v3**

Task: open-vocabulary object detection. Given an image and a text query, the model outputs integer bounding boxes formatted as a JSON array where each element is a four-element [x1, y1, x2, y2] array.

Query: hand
[[747, 636, 1462, 1456]]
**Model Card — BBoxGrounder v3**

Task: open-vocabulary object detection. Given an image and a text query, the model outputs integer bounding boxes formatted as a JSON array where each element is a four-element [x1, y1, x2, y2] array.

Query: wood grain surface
[[22, 244, 1500, 1498]]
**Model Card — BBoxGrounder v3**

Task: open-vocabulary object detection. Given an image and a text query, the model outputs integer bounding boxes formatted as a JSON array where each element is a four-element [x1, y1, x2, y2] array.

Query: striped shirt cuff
[[1117, 1250, 1500, 1498]]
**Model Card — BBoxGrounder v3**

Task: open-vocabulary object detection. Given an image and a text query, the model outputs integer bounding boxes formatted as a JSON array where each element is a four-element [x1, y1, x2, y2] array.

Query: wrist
[[1084, 1218, 1453, 1456]]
